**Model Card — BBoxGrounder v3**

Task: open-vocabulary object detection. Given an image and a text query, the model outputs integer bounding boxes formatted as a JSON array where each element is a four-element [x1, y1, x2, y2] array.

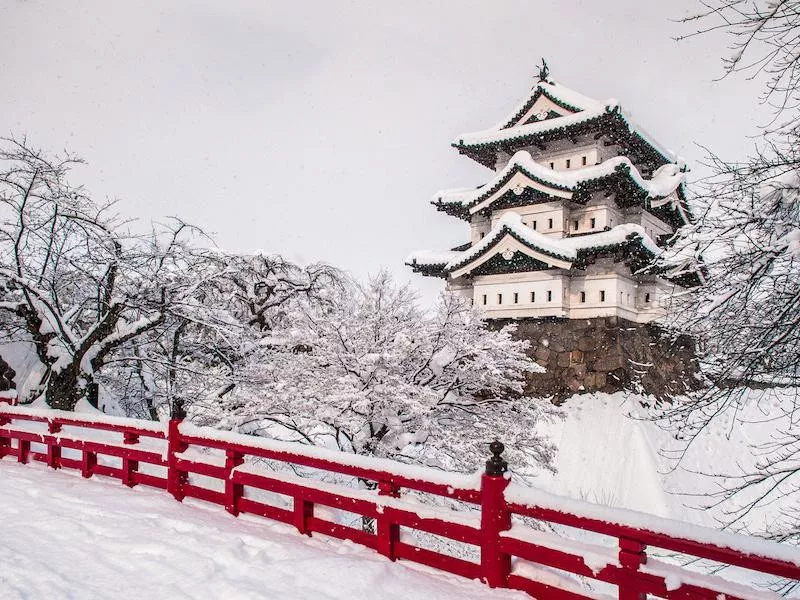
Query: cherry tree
[[204, 272, 557, 477], [656, 2, 800, 562], [0, 137, 219, 410], [112, 253, 344, 420]]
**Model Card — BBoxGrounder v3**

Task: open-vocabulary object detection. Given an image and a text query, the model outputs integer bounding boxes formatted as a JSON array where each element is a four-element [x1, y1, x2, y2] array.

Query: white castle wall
[[452, 270, 667, 324]]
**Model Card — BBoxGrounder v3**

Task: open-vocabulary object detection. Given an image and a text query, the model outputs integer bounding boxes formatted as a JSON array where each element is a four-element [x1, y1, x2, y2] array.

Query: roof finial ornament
[[536, 58, 550, 85]]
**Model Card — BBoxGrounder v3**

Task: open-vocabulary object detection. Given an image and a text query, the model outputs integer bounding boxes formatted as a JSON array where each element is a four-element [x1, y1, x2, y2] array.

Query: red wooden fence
[[1, 403, 798, 600]]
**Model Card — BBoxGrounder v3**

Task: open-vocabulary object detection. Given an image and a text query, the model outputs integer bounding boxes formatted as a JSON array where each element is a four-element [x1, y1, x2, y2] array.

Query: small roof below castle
[[407, 212, 662, 279], [452, 79, 681, 172], [432, 151, 688, 224]]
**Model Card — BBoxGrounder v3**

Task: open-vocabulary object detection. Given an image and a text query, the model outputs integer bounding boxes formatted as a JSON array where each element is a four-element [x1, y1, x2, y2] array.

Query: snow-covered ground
[[0, 461, 525, 600], [537, 390, 799, 535], [536, 392, 698, 520]]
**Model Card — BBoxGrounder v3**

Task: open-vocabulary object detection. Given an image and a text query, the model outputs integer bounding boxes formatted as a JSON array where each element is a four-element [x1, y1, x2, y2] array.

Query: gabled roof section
[[433, 151, 687, 222], [445, 213, 575, 277], [406, 212, 664, 279], [452, 79, 682, 172], [498, 81, 602, 129]]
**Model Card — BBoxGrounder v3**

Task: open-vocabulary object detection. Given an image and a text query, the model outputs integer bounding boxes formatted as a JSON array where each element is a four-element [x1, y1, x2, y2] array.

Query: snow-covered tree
[[204, 272, 557, 477], [679, 1, 800, 118], [0, 137, 220, 410], [113, 253, 344, 420], [656, 3, 800, 561]]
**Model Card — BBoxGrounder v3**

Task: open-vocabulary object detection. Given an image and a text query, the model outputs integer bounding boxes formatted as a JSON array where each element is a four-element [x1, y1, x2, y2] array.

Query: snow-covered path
[[0, 461, 524, 600]]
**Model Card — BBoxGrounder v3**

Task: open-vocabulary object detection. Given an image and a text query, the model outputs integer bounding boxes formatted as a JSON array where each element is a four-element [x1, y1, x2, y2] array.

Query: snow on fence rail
[[1, 403, 798, 600]]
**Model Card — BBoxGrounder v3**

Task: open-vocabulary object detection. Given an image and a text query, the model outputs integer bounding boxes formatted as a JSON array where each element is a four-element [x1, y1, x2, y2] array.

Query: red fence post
[[294, 498, 314, 536], [377, 480, 400, 561], [224, 449, 244, 516], [81, 449, 97, 478], [618, 537, 647, 600], [46, 420, 62, 469], [18, 439, 29, 463], [480, 440, 511, 588], [122, 432, 139, 487], [167, 400, 188, 501], [0, 414, 9, 458]]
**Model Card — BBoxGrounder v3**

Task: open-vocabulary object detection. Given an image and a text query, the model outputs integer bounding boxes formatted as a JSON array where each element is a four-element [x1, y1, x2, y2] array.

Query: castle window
[[627, 293, 631, 305], [547, 290, 553, 302], [532, 220, 537, 230], [573, 220, 579, 231], [548, 218, 553, 229], [482, 294, 487, 305], [645, 293, 651, 303], [480, 232, 485, 238], [566, 158, 571, 169], [600, 290, 606, 302], [582, 155, 587, 166], [530, 291, 535, 302], [514, 292, 519, 304], [497, 293, 503, 305], [549, 161, 554, 169], [590, 217, 596, 229], [580, 291, 586, 303]]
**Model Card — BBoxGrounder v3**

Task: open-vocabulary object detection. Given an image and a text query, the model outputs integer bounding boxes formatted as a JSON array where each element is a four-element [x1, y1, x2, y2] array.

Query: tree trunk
[[44, 363, 88, 411]]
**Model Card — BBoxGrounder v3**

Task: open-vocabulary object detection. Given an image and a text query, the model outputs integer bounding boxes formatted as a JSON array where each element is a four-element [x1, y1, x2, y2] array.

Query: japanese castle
[[407, 68, 690, 323]]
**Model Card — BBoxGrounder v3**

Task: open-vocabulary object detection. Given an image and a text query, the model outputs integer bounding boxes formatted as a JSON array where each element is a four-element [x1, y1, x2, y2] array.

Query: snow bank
[[0, 462, 522, 600]]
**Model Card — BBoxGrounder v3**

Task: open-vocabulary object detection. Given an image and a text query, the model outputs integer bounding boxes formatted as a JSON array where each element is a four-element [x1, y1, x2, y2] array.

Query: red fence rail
[[1, 403, 798, 600]]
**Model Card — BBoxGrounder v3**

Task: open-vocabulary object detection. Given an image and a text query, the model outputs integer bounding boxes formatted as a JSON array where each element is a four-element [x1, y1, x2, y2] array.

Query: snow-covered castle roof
[[432, 150, 689, 226], [407, 212, 662, 278], [452, 80, 683, 173]]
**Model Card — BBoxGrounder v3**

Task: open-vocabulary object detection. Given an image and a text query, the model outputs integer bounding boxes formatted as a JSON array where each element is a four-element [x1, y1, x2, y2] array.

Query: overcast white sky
[[3, 1, 767, 302]]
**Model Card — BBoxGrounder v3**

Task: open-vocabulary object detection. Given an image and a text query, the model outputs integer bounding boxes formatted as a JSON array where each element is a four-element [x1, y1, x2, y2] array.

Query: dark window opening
[[532, 220, 537, 230], [548, 218, 553, 229], [482, 294, 487, 305], [547, 290, 553, 302], [497, 293, 503, 305], [600, 290, 606, 302], [549, 162, 554, 169], [580, 291, 586, 303], [566, 158, 571, 168], [573, 220, 579, 231], [582, 156, 587, 166], [513, 292, 519, 304], [590, 217, 596, 229], [645, 293, 651, 303], [530, 291, 535, 302]]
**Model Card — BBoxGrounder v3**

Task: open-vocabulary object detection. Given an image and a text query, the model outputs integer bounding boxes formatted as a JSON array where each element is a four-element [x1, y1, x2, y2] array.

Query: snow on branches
[[203, 272, 556, 478], [0, 137, 224, 410]]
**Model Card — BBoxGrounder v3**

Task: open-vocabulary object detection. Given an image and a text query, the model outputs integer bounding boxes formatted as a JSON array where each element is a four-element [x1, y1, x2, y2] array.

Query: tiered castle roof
[[407, 71, 693, 287], [433, 150, 689, 228], [452, 80, 680, 176], [408, 213, 661, 279]]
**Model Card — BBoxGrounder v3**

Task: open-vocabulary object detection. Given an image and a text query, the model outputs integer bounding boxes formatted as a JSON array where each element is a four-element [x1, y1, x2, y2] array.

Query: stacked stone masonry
[[493, 317, 701, 400]]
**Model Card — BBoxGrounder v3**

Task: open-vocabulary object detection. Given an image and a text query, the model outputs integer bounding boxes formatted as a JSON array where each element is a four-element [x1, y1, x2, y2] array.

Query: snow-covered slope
[[534, 389, 798, 533], [534, 392, 694, 521], [0, 461, 525, 600]]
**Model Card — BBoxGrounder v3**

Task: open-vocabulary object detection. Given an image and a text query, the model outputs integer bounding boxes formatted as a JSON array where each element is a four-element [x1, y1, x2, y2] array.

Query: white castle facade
[[408, 72, 692, 323]]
